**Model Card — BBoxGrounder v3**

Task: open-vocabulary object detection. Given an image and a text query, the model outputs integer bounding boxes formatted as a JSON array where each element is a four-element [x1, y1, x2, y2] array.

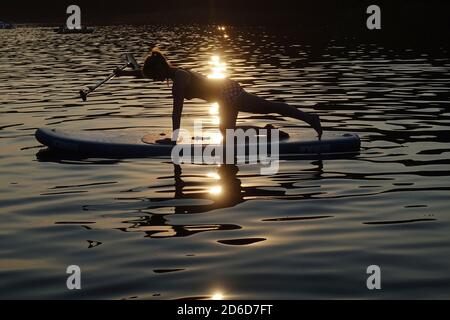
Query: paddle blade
[[125, 53, 140, 70]]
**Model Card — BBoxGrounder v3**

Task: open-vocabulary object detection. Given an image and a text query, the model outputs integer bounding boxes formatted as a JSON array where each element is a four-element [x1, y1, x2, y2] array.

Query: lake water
[[1, 25, 450, 299]]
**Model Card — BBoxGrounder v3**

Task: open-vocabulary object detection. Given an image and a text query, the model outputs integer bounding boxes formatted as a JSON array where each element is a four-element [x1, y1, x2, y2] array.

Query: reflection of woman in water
[[115, 49, 323, 141], [119, 162, 324, 238], [174, 164, 244, 213]]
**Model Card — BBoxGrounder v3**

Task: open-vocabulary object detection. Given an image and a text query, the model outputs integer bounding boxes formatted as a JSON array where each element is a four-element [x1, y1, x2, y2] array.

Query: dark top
[[176, 68, 224, 102]]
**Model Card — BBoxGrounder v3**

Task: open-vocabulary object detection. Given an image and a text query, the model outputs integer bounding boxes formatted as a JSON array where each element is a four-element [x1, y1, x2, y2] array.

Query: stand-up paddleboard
[[35, 127, 360, 158]]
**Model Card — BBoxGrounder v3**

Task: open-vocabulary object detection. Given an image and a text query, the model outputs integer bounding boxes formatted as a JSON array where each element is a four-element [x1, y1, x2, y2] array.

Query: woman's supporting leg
[[219, 103, 238, 139], [235, 91, 322, 139]]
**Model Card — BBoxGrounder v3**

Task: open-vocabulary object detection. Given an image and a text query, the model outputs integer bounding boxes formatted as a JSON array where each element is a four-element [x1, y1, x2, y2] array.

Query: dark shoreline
[[2, 0, 450, 46]]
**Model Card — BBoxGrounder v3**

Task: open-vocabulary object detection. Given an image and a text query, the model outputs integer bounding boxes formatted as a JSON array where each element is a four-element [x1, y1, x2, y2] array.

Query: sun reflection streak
[[207, 55, 227, 79], [211, 115, 220, 125], [207, 56, 227, 137], [207, 172, 220, 180], [212, 292, 224, 300], [209, 102, 219, 115], [209, 185, 222, 195], [210, 131, 223, 144]]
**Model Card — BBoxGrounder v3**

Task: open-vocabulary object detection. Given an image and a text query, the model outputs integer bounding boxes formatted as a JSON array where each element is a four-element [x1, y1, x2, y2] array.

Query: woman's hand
[[113, 67, 123, 77], [113, 69, 143, 78]]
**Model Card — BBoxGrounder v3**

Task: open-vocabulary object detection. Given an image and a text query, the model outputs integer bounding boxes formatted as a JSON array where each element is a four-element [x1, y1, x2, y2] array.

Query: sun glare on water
[[207, 55, 227, 79], [207, 56, 227, 135], [207, 172, 220, 180], [210, 102, 220, 124], [209, 185, 223, 195], [212, 292, 224, 300], [209, 102, 219, 115]]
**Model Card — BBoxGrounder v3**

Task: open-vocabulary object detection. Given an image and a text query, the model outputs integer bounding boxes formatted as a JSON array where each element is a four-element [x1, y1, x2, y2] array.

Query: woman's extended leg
[[235, 91, 322, 139]]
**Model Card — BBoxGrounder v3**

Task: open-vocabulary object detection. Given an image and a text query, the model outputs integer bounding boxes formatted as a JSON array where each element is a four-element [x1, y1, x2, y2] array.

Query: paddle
[[79, 53, 140, 102]]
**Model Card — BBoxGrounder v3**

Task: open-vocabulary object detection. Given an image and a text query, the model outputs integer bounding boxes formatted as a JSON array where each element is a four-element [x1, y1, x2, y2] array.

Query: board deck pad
[[35, 127, 361, 158]]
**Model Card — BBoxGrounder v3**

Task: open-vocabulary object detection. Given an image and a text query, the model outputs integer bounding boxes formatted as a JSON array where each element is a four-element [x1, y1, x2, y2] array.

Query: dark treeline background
[[1, 0, 449, 43]]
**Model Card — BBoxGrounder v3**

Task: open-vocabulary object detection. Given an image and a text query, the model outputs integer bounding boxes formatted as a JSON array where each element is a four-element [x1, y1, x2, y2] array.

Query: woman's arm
[[172, 83, 184, 141], [114, 68, 143, 78], [171, 70, 190, 141]]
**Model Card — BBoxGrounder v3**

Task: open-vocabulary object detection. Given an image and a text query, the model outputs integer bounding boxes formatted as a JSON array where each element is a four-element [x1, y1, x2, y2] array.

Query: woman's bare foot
[[310, 114, 322, 140]]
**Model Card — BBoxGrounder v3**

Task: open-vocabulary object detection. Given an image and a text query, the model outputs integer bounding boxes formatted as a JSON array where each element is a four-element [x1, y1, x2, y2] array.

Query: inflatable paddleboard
[[35, 127, 360, 158]]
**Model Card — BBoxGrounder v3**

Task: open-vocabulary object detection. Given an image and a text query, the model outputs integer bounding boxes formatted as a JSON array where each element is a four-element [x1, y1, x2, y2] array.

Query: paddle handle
[[79, 53, 140, 102]]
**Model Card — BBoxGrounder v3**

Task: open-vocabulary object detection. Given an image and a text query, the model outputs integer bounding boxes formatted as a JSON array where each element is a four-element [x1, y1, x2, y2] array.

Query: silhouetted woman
[[116, 49, 322, 142]]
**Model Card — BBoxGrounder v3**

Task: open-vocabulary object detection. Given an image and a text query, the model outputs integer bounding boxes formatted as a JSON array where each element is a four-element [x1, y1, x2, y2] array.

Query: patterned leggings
[[219, 90, 313, 135]]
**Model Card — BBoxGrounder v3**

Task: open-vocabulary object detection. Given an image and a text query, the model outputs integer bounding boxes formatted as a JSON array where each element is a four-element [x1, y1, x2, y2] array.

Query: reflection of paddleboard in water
[[35, 127, 360, 158]]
